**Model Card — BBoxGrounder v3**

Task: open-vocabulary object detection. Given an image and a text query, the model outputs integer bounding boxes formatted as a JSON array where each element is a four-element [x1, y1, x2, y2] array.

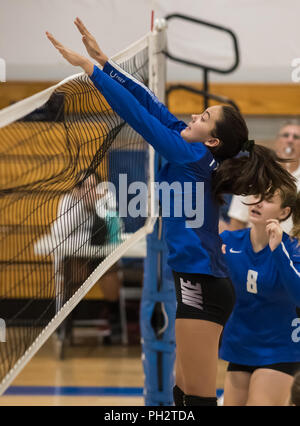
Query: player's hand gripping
[[46, 31, 94, 75], [74, 17, 108, 67], [266, 219, 283, 251]]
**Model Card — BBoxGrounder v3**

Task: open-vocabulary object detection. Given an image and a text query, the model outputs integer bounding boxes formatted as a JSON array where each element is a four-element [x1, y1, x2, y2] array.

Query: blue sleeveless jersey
[[89, 61, 229, 277], [220, 228, 300, 365]]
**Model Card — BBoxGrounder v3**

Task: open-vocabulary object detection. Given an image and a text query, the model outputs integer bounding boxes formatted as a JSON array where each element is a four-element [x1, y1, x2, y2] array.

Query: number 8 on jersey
[[246, 269, 258, 294]]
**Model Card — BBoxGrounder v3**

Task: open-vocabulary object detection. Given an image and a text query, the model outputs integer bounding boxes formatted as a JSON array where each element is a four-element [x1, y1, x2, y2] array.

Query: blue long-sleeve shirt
[[89, 61, 228, 277], [220, 228, 300, 365]]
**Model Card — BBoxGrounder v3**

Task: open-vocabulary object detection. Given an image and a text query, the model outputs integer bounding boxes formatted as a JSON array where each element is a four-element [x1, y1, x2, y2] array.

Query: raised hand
[[74, 17, 108, 67], [46, 31, 94, 75], [266, 219, 283, 251]]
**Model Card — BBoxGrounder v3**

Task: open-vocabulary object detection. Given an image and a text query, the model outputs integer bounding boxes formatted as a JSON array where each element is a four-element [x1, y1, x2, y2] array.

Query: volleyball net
[[0, 24, 167, 395]]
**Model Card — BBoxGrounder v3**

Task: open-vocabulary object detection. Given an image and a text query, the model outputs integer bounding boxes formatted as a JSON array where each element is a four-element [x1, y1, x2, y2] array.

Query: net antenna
[[0, 23, 167, 395]]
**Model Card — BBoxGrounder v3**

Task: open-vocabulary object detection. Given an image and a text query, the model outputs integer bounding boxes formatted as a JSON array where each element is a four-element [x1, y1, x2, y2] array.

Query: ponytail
[[205, 105, 297, 205], [211, 144, 297, 204]]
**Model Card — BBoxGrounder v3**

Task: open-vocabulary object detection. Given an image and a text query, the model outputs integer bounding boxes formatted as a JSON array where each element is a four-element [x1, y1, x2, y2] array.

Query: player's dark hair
[[209, 105, 248, 161], [208, 106, 296, 204], [268, 185, 300, 241]]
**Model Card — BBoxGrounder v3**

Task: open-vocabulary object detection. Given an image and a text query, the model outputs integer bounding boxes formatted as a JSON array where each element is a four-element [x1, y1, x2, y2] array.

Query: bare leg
[[175, 347, 185, 391], [246, 368, 294, 406], [223, 371, 251, 406], [175, 318, 223, 397]]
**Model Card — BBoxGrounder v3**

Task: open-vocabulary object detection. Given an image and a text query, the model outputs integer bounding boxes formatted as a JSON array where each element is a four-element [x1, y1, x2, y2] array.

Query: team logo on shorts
[[180, 278, 203, 310]]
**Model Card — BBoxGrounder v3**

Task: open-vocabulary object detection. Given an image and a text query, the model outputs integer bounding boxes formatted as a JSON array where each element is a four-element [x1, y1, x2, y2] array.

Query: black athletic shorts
[[227, 362, 300, 377], [172, 271, 236, 326]]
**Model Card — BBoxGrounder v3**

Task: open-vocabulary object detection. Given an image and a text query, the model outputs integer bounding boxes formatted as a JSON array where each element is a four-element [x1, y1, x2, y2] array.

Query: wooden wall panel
[[0, 82, 54, 110], [167, 82, 300, 115], [1, 81, 300, 115]]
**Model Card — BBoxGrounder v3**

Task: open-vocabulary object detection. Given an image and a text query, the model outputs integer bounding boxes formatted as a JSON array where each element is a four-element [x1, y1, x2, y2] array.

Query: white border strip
[[0, 72, 83, 129], [0, 34, 149, 129], [281, 242, 300, 278]]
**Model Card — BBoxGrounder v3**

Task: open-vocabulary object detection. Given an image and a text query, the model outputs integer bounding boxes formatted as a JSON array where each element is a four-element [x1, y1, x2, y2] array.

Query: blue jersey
[[89, 61, 228, 277], [219, 228, 300, 365]]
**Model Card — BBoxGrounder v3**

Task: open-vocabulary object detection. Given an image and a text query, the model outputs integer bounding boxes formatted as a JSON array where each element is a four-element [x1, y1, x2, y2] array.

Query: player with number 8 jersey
[[219, 189, 300, 405], [220, 226, 300, 364]]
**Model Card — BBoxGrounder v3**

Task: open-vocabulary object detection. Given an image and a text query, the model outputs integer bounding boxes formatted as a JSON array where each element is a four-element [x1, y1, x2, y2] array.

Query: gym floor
[[0, 334, 227, 406]]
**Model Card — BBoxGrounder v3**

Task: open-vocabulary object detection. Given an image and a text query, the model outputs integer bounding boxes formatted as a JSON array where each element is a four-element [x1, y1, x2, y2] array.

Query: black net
[[0, 44, 150, 387]]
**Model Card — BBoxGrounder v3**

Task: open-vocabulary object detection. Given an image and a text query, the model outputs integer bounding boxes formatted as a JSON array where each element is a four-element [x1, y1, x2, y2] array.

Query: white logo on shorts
[[180, 278, 203, 310]]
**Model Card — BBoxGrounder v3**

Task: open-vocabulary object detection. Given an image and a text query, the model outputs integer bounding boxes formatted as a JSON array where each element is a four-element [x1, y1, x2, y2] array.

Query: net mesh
[[0, 37, 152, 391]]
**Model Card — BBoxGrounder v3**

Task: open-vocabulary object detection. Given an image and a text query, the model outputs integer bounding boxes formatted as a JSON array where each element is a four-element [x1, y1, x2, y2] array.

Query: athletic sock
[[183, 394, 217, 406], [173, 385, 185, 406]]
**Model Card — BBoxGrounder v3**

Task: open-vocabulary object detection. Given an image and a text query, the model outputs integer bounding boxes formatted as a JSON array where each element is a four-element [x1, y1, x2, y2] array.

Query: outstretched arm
[[74, 18, 186, 133], [46, 33, 209, 164]]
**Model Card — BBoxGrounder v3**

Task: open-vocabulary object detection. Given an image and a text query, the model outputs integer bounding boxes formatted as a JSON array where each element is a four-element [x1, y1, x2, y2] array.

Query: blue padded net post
[[140, 150, 177, 406], [141, 220, 177, 406]]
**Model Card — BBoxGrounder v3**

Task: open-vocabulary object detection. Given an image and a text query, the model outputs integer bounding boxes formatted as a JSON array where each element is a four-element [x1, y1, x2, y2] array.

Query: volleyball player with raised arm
[[220, 188, 300, 406], [46, 19, 297, 406]]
